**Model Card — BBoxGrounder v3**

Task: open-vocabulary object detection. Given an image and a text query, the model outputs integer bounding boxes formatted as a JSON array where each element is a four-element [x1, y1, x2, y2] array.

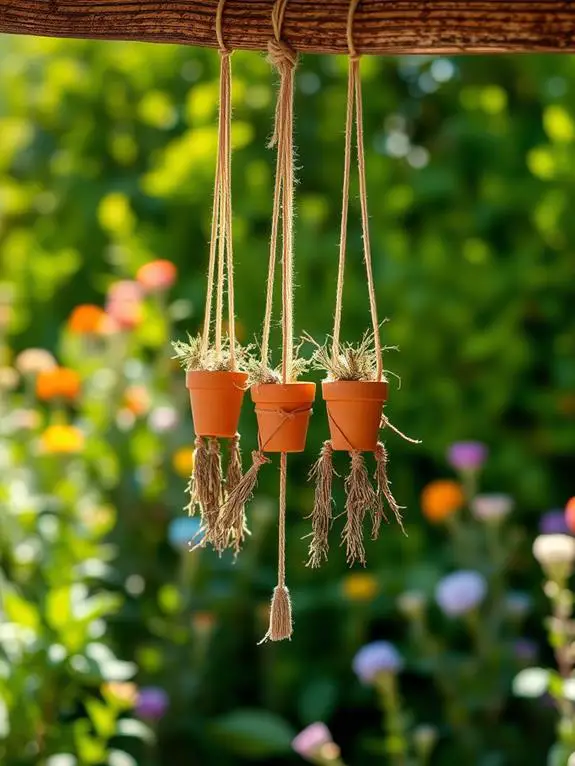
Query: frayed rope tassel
[[307, 441, 334, 568], [187, 437, 225, 549], [374, 442, 406, 537], [342, 450, 378, 566], [260, 453, 292, 643], [217, 434, 250, 555], [218, 449, 270, 554]]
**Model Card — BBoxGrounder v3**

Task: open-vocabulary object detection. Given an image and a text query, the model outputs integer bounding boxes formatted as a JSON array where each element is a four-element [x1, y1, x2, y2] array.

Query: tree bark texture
[[0, 1, 574, 55]]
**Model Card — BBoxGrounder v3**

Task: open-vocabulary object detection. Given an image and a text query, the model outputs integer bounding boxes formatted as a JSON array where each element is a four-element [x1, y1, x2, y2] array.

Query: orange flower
[[421, 480, 465, 523], [36, 367, 81, 401], [172, 447, 194, 478], [124, 385, 151, 416], [566, 497, 575, 534], [68, 304, 107, 335], [40, 424, 84, 454], [136, 259, 177, 293]]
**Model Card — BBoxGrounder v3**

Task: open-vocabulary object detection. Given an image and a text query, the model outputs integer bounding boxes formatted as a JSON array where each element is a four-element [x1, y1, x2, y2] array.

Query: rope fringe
[[374, 442, 406, 536], [307, 441, 334, 568], [342, 450, 377, 566]]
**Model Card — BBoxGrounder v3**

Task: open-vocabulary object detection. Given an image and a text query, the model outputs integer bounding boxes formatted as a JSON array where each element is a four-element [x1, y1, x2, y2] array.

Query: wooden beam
[[0, 1, 575, 55]]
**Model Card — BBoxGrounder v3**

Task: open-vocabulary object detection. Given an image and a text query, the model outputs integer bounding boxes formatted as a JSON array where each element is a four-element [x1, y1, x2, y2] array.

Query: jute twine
[[201, 0, 236, 367]]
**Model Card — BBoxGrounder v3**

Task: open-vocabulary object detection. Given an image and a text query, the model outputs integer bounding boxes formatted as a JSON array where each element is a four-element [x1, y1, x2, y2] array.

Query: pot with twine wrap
[[219, 0, 315, 643], [307, 0, 419, 570], [171, 4, 249, 553]]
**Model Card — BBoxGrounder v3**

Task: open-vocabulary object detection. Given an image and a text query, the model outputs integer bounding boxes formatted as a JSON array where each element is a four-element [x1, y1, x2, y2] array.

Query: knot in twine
[[251, 449, 272, 469], [267, 37, 297, 71]]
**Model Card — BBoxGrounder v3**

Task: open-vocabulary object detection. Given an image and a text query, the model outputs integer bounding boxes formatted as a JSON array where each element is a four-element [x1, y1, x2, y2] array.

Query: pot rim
[[186, 369, 249, 390], [251, 381, 316, 404], [322, 379, 388, 402]]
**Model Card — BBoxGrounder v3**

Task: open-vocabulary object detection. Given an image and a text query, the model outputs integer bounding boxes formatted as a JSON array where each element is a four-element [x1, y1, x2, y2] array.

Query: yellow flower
[[40, 425, 84, 454], [172, 447, 194, 478], [103, 682, 138, 707], [421, 480, 465, 523], [342, 572, 379, 602]]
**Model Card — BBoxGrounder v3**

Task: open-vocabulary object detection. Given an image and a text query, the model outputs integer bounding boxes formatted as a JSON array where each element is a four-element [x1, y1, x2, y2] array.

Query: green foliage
[[0, 30, 574, 766]]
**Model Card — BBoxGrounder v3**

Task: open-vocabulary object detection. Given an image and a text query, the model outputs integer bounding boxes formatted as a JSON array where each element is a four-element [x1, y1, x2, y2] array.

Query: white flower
[[512, 667, 549, 698], [471, 493, 513, 522], [532, 534, 575, 579]]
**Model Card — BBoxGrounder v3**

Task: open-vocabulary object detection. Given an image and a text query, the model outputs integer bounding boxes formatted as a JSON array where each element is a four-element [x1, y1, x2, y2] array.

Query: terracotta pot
[[186, 370, 248, 438], [322, 380, 388, 452], [251, 382, 316, 453]]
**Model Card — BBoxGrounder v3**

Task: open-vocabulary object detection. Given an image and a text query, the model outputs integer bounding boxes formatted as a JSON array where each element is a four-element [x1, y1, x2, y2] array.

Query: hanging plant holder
[[219, 0, 316, 642], [322, 379, 388, 452], [171, 11, 249, 552], [252, 382, 315, 453], [307, 6, 420, 570], [187, 370, 248, 439]]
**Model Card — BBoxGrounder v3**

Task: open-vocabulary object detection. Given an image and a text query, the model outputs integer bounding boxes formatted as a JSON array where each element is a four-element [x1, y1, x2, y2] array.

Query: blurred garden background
[[1, 32, 575, 766]]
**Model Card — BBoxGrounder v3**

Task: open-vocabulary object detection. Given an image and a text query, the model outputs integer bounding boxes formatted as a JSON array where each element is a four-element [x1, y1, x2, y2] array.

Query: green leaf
[[74, 720, 108, 764], [46, 586, 72, 631], [86, 698, 117, 739], [2, 588, 39, 631], [210, 709, 295, 759]]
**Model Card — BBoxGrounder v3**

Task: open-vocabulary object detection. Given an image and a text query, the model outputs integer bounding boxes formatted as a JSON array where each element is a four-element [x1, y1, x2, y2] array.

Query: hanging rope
[[259, 0, 298, 643], [201, 0, 236, 369], [260, 0, 297, 382], [331, 0, 382, 382]]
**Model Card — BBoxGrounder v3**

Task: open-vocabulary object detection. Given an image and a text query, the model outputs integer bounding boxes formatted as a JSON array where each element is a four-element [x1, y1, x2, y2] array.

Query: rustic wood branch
[[0, 1, 574, 55]]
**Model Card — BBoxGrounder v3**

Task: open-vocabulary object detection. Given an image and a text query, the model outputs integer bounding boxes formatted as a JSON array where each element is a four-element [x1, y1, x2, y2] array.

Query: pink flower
[[447, 441, 488, 472], [106, 280, 143, 330], [292, 723, 333, 761], [136, 259, 177, 293]]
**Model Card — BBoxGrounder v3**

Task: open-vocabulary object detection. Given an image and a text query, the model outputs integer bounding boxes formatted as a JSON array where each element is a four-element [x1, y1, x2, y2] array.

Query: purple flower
[[471, 493, 513, 522], [435, 570, 487, 617], [539, 509, 570, 535], [352, 641, 403, 683], [513, 638, 538, 663], [292, 723, 333, 761], [135, 687, 169, 720], [447, 441, 488, 472]]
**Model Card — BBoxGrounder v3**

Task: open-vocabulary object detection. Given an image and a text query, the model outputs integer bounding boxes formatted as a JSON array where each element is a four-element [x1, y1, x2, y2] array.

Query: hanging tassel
[[218, 449, 270, 551], [374, 442, 406, 536], [217, 435, 249, 555], [185, 436, 208, 516], [195, 437, 224, 548], [226, 433, 243, 495], [260, 584, 292, 643], [260, 453, 292, 643], [307, 441, 334, 568], [342, 450, 378, 566]]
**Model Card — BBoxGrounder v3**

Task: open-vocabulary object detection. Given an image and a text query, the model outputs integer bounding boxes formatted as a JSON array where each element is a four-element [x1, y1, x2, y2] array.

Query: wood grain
[[0, 0, 574, 54]]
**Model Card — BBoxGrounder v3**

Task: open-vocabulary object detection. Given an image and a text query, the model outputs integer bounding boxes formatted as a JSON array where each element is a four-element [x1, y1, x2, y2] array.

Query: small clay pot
[[186, 370, 248, 438], [322, 380, 388, 452], [251, 382, 316, 453]]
